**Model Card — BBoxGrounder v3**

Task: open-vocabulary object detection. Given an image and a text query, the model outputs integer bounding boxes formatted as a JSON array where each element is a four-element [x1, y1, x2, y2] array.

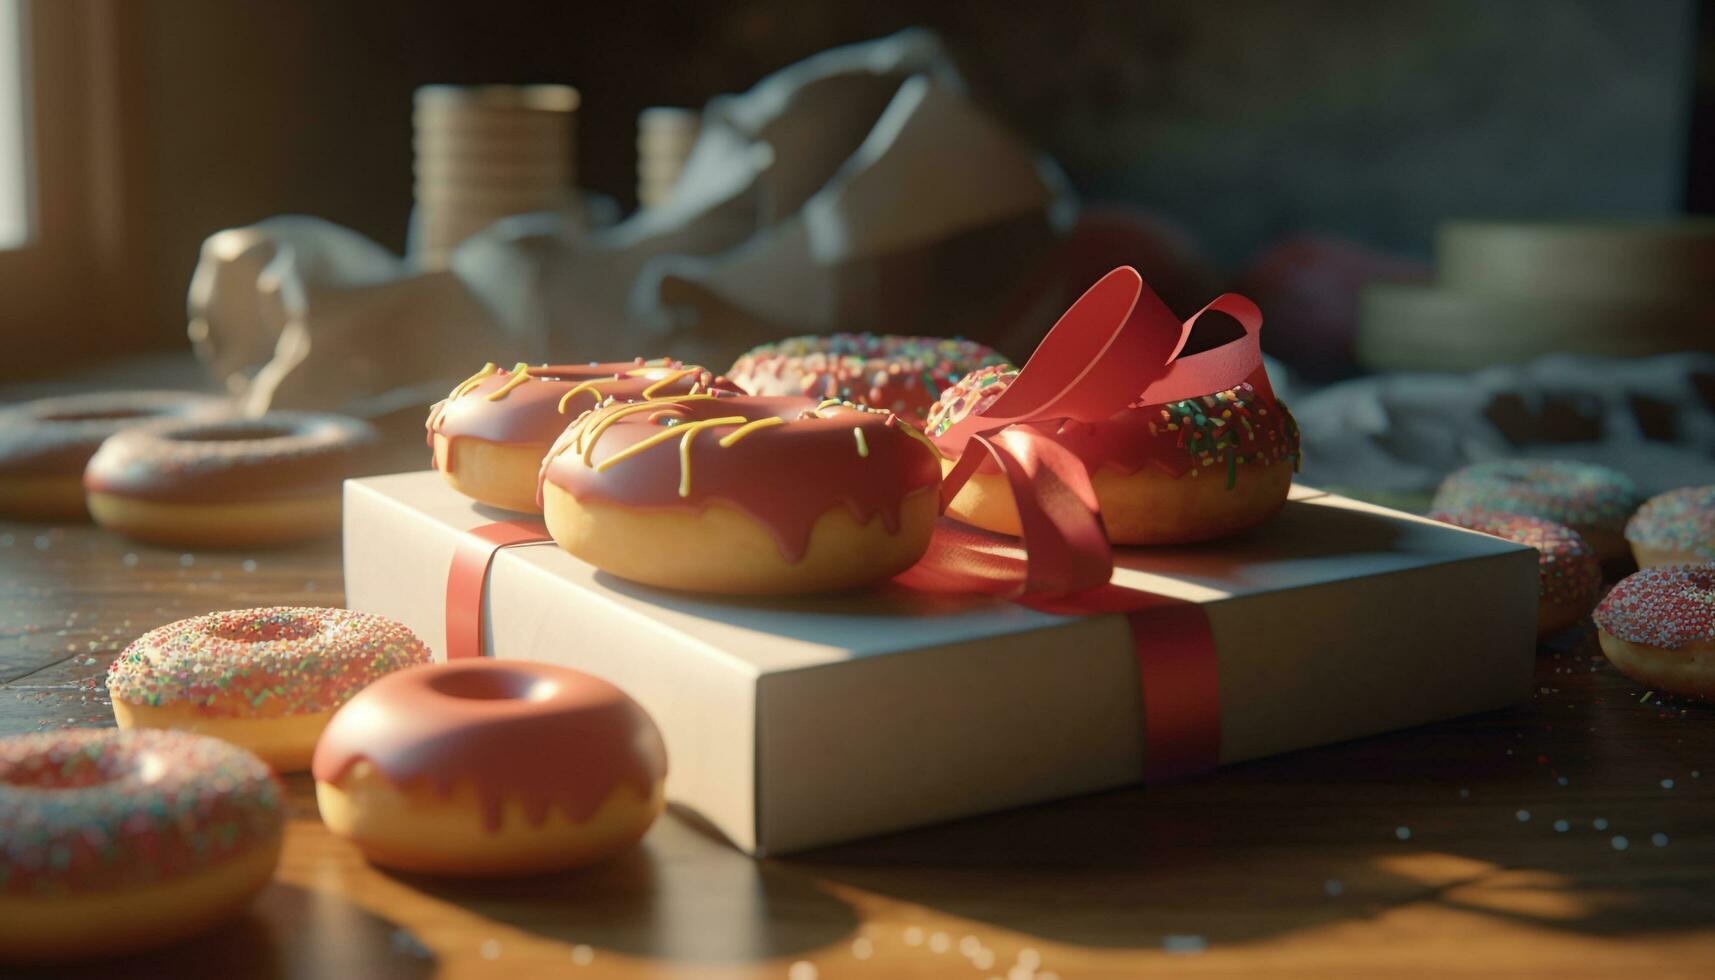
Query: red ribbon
[[905, 265, 1273, 779], [445, 519, 551, 660]]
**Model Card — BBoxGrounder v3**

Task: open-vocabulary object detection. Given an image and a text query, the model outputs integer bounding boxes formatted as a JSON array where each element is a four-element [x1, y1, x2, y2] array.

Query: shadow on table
[[794, 667, 1715, 951], [6, 881, 434, 980], [382, 805, 858, 964]]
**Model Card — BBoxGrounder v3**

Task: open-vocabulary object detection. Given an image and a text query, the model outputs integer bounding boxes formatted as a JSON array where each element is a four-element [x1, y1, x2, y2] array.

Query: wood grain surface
[[3, 495, 1711, 978]]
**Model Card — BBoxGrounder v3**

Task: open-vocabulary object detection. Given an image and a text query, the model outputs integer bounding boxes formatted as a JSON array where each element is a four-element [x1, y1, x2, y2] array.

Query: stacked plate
[[636, 107, 700, 209], [411, 84, 579, 267], [1358, 220, 1715, 371]]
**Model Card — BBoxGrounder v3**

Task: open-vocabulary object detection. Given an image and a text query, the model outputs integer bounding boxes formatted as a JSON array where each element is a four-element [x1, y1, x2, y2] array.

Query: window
[[0, 0, 26, 249]]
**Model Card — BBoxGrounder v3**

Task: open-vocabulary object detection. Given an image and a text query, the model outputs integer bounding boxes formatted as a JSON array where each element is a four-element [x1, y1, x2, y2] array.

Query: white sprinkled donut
[[0, 391, 228, 520], [83, 411, 377, 547], [0, 728, 284, 962], [109, 606, 432, 772]]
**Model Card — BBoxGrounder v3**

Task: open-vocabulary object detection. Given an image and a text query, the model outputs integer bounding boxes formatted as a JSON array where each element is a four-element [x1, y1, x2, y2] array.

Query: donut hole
[[38, 408, 157, 423], [168, 424, 296, 443], [428, 666, 558, 702], [206, 614, 323, 643]]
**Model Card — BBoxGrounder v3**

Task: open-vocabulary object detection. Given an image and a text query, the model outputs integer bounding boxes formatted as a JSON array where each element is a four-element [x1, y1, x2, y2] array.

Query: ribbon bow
[[928, 266, 1269, 598]]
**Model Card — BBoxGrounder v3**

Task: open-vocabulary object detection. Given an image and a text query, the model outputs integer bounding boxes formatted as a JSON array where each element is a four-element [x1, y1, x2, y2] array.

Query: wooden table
[[4, 504, 1713, 979]]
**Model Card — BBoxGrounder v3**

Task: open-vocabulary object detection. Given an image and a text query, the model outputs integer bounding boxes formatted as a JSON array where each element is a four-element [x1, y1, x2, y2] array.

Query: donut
[[0, 729, 283, 962], [1431, 460, 1641, 562], [1593, 563, 1715, 701], [313, 659, 667, 876], [0, 391, 227, 521], [926, 365, 1300, 545], [427, 359, 740, 513], [108, 607, 432, 772], [83, 411, 377, 547], [727, 334, 1010, 422], [1429, 509, 1601, 637], [1626, 484, 1715, 569], [539, 392, 942, 594]]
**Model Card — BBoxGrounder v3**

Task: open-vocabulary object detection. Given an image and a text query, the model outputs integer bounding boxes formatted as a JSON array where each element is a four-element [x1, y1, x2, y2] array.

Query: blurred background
[[1, 0, 1711, 492]]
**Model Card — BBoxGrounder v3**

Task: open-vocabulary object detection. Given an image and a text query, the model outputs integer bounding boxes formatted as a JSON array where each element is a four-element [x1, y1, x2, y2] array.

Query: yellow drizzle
[[485, 362, 534, 401], [592, 415, 749, 499], [642, 368, 702, 401], [717, 416, 784, 447], [428, 362, 499, 431], [579, 401, 682, 464], [557, 380, 608, 414], [450, 362, 499, 400], [894, 418, 938, 455]]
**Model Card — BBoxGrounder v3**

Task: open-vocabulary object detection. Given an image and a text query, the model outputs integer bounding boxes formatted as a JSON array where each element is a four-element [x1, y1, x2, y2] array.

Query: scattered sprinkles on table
[[107, 607, 431, 716], [1429, 509, 1601, 608], [0, 728, 282, 896], [1593, 563, 1715, 649], [1627, 484, 1715, 561]]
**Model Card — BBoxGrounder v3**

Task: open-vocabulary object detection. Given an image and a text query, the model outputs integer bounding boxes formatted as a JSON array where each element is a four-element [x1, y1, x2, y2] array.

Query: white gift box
[[343, 471, 1537, 855]]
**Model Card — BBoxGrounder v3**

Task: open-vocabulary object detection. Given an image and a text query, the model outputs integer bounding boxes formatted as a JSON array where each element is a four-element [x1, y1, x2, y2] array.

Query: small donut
[[728, 334, 1010, 422], [1593, 563, 1715, 701], [1431, 460, 1641, 562], [1429, 509, 1601, 637], [427, 359, 739, 513], [0, 729, 283, 962], [313, 659, 667, 876], [539, 392, 942, 593], [926, 366, 1300, 545], [108, 607, 432, 772], [0, 391, 227, 521], [83, 411, 377, 547], [1626, 484, 1715, 569]]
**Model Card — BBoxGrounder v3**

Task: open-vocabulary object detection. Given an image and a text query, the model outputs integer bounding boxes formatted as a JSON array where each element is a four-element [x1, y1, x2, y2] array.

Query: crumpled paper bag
[[188, 29, 1073, 418]]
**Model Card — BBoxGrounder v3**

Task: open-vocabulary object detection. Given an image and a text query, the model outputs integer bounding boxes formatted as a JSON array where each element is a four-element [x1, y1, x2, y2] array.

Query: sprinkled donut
[[427, 358, 740, 513], [1626, 484, 1715, 569], [0, 391, 227, 521], [0, 729, 283, 962], [1593, 563, 1715, 701], [83, 411, 377, 547], [1429, 509, 1601, 637], [314, 659, 666, 875], [1431, 460, 1641, 562], [728, 334, 1010, 422], [926, 365, 1300, 544], [109, 607, 432, 772], [539, 392, 942, 594]]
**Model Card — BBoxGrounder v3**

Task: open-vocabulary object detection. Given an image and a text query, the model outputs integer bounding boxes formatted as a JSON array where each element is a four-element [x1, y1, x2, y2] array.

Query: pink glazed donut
[[314, 659, 668, 876]]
